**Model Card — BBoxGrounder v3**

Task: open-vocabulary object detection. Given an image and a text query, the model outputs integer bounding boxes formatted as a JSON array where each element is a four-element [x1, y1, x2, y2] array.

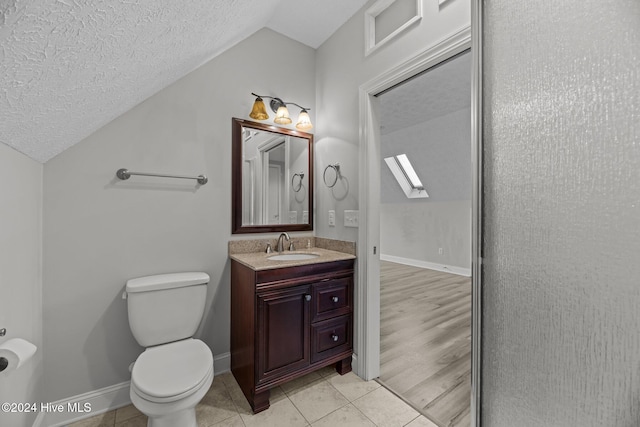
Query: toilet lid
[[131, 339, 213, 402]]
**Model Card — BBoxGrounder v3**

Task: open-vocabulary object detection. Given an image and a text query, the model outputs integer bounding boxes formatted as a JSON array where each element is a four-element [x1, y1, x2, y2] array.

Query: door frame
[[356, 23, 482, 426]]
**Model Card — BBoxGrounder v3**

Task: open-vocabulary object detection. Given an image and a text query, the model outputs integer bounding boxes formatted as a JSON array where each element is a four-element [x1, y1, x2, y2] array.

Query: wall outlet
[[344, 210, 359, 227], [328, 210, 335, 226], [438, 247, 443, 255]]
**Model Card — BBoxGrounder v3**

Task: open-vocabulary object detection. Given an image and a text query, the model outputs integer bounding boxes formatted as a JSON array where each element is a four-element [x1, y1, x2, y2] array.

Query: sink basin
[[268, 253, 320, 261]]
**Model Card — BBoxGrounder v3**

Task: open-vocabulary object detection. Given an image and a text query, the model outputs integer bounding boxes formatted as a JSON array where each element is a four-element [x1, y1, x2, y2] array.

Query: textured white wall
[[42, 28, 315, 401], [0, 145, 43, 427], [482, 0, 640, 425], [314, 0, 470, 241]]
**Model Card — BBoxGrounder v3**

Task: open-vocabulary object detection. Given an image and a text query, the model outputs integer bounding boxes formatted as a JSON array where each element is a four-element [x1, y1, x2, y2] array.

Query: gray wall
[[0, 144, 43, 427], [314, 0, 470, 241], [482, 0, 640, 425], [380, 108, 471, 270], [42, 28, 315, 401], [380, 201, 470, 270]]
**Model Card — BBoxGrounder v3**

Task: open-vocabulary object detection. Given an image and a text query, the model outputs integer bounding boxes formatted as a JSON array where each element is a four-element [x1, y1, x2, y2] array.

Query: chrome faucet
[[276, 232, 290, 253]]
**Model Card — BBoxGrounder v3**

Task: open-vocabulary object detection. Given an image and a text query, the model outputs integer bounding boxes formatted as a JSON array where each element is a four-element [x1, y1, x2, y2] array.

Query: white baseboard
[[32, 352, 231, 427], [380, 254, 471, 277], [32, 381, 131, 427], [213, 351, 231, 375]]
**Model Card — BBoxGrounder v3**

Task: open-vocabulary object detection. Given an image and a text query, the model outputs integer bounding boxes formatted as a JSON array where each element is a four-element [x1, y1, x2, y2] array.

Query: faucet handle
[[266, 243, 272, 253], [289, 242, 295, 251]]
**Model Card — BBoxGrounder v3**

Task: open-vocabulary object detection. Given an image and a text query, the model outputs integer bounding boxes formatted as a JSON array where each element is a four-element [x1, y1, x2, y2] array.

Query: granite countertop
[[229, 237, 356, 271], [229, 247, 355, 271]]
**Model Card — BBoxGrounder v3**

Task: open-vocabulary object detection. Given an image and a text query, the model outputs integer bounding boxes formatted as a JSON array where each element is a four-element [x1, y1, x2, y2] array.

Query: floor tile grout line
[[219, 375, 249, 426], [82, 371, 417, 427], [280, 374, 326, 398], [402, 414, 423, 427], [286, 393, 312, 426], [285, 373, 383, 426], [322, 374, 393, 427], [287, 376, 345, 426]]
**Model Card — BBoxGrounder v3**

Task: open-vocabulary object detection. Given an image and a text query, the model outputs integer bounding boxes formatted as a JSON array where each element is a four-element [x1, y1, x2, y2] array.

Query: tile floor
[[67, 367, 439, 427]]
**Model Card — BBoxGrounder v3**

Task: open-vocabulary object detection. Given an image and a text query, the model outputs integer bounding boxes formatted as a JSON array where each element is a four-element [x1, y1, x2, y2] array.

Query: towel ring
[[323, 163, 341, 188], [291, 172, 305, 192]]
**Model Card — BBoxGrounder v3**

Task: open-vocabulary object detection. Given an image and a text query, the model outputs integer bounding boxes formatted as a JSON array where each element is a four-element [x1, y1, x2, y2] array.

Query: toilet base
[[145, 408, 197, 427]]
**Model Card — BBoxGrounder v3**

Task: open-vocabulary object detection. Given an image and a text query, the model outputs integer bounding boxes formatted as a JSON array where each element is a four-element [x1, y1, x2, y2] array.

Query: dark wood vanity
[[230, 258, 354, 413], [230, 117, 354, 412]]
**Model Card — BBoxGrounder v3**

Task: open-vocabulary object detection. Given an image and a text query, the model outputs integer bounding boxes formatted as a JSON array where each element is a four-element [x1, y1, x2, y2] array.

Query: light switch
[[328, 210, 335, 226], [344, 210, 359, 227]]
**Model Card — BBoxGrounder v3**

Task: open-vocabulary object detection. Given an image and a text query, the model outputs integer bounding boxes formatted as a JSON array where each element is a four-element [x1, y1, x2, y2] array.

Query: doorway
[[375, 50, 472, 426], [355, 24, 481, 427]]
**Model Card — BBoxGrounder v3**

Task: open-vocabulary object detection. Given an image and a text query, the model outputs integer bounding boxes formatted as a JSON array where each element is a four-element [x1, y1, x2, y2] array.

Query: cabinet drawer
[[311, 315, 352, 363], [312, 277, 351, 322]]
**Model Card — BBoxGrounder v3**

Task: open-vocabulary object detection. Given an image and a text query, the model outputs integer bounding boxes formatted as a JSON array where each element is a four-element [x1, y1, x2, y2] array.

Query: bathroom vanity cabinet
[[230, 258, 354, 413]]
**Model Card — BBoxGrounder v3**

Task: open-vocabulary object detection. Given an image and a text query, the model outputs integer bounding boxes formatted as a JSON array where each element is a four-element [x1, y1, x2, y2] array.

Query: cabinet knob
[[304, 294, 312, 302], [331, 334, 339, 342], [331, 296, 339, 303]]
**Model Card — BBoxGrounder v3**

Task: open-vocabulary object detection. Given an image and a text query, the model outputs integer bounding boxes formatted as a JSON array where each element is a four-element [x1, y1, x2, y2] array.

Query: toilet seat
[[131, 338, 213, 403]]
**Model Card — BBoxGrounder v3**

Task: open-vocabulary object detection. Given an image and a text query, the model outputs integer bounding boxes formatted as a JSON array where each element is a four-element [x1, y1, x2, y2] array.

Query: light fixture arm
[[251, 93, 311, 113], [283, 101, 309, 111]]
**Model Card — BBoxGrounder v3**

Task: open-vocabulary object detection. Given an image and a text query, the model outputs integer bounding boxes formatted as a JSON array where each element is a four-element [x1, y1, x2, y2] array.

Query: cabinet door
[[256, 284, 311, 384]]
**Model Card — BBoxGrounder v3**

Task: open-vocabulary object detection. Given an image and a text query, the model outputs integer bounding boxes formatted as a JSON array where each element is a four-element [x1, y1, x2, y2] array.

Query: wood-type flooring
[[378, 261, 471, 427]]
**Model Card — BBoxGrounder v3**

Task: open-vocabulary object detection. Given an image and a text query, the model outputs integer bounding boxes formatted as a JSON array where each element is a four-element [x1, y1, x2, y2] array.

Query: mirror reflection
[[232, 118, 313, 234]]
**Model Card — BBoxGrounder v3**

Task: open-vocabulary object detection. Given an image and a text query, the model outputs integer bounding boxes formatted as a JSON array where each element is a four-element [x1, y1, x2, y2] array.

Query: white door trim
[[470, 2, 483, 426], [356, 20, 475, 407]]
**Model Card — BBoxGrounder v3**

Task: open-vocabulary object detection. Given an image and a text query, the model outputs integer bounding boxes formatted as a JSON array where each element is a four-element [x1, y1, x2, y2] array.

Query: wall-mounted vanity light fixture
[[249, 93, 313, 130]]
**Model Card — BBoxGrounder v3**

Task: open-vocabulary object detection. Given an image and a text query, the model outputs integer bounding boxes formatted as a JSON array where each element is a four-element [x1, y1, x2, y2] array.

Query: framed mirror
[[232, 118, 314, 234]]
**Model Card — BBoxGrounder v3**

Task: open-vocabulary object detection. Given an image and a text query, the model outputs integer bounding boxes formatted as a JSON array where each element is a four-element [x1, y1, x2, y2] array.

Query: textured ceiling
[[379, 51, 471, 204], [379, 50, 471, 135], [0, 0, 367, 163]]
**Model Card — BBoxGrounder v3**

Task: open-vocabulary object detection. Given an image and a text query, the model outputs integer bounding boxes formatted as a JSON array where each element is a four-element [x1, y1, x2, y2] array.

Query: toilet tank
[[126, 272, 209, 347]]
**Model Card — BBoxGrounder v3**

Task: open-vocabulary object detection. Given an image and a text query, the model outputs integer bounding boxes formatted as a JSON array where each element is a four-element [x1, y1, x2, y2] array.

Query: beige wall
[[42, 28, 316, 401], [0, 144, 43, 427]]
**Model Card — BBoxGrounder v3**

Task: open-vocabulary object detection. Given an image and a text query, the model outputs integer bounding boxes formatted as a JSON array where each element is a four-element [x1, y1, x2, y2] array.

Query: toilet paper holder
[[0, 329, 7, 372]]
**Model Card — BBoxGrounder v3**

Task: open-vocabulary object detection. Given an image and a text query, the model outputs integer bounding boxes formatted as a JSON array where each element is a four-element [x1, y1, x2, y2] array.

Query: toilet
[[125, 272, 214, 427]]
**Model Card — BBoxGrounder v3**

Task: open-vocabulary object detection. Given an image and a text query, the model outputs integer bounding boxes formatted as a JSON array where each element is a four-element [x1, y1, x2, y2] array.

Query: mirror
[[232, 118, 314, 234]]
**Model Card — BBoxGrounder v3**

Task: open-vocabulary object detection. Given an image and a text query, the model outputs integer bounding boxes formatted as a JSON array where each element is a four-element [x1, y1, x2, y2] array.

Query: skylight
[[384, 154, 429, 199]]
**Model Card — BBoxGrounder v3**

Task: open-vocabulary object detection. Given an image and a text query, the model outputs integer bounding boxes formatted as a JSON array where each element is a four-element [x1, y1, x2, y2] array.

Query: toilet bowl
[[130, 339, 213, 427], [125, 272, 213, 427]]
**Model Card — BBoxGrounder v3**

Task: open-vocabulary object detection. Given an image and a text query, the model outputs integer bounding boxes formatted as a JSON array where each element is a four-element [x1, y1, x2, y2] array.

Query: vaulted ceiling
[[0, 0, 368, 163], [379, 51, 471, 136]]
